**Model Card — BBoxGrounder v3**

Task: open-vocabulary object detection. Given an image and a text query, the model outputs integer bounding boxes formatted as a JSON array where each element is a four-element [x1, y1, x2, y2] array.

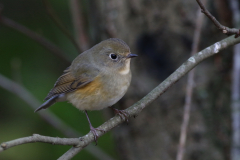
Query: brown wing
[[44, 67, 93, 100]]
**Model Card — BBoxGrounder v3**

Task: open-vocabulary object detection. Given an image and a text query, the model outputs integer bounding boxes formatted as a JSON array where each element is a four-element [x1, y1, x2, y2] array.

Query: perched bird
[[35, 38, 137, 142]]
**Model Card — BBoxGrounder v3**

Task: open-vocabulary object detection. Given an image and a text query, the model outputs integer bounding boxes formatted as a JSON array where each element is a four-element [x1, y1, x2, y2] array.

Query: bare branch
[[58, 146, 84, 160], [42, 0, 83, 53], [59, 35, 240, 159], [0, 134, 80, 152], [69, 0, 90, 51], [0, 74, 115, 160], [196, 0, 240, 37], [176, 1, 206, 160], [0, 16, 72, 62], [0, 35, 239, 159]]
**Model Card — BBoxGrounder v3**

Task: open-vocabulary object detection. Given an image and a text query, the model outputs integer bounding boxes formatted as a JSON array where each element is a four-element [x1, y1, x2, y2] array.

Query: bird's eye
[[109, 53, 118, 60]]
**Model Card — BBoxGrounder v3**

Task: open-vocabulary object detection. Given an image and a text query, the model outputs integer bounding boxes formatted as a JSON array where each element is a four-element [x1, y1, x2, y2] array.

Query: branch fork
[[197, 0, 240, 38]]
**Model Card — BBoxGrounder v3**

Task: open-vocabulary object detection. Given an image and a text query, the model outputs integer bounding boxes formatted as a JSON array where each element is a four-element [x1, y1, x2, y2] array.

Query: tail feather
[[34, 95, 58, 112]]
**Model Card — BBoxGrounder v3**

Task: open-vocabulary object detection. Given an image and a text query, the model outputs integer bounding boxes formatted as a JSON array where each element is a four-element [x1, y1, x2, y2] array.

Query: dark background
[[0, 0, 234, 160]]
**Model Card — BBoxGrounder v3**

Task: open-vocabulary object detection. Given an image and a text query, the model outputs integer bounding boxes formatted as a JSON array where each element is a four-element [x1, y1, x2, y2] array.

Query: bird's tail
[[34, 95, 58, 112]]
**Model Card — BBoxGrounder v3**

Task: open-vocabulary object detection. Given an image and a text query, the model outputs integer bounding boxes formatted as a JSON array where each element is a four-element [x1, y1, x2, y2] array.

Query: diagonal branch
[[58, 35, 240, 159], [196, 0, 240, 37], [0, 35, 239, 159]]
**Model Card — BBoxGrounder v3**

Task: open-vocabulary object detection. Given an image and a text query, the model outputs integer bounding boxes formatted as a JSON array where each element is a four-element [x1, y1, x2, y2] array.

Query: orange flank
[[74, 76, 103, 98]]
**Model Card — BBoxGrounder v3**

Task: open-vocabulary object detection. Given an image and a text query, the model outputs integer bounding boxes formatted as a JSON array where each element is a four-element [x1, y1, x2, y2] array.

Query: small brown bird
[[35, 38, 137, 142]]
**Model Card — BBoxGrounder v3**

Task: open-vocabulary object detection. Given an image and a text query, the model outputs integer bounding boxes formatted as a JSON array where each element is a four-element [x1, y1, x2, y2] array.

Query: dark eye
[[109, 53, 118, 60]]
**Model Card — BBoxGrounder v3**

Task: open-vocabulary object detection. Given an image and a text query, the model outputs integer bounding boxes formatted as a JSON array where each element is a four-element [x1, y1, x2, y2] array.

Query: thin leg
[[110, 107, 129, 123], [84, 110, 104, 145]]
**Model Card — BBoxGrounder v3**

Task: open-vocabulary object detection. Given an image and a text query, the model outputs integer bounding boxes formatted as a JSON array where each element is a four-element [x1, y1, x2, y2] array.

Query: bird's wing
[[44, 66, 99, 100]]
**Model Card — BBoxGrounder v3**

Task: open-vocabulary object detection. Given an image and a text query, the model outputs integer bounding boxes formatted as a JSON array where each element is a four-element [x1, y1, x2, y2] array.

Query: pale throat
[[119, 59, 130, 75]]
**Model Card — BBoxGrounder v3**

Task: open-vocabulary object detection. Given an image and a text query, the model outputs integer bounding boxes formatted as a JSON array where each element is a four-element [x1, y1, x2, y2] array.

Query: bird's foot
[[90, 126, 105, 145], [111, 108, 129, 123]]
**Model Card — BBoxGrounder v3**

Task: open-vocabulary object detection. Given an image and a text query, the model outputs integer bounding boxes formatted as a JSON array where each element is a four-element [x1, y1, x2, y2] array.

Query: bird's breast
[[66, 72, 131, 110]]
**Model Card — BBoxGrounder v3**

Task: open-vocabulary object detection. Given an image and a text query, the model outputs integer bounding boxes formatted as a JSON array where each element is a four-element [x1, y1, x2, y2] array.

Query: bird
[[34, 38, 137, 143]]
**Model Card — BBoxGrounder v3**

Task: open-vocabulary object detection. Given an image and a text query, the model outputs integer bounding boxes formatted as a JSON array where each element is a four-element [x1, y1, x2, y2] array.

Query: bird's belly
[[66, 76, 130, 110]]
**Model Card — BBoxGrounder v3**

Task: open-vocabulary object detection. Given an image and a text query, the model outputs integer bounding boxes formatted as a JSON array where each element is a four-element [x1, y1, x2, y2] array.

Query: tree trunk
[[90, 0, 232, 159]]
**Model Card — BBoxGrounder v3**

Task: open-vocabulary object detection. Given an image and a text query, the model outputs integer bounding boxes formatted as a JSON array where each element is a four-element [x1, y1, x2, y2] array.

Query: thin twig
[[0, 74, 115, 160], [58, 35, 240, 159], [196, 0, 240, 37], [69, 0, 89, 51], [0, 16, 72, 62], [42, 0, 83, 54], [176, 1, 206, 160]]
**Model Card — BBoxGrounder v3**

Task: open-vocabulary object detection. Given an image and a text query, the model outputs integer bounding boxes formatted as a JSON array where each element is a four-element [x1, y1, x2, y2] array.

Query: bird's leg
[[109, 107, 129, 123], [84, 110, 104, 145]]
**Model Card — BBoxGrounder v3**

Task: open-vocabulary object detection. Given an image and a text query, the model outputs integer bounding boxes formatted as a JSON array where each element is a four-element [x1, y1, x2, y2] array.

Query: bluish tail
[[34, 95, 58, 112]]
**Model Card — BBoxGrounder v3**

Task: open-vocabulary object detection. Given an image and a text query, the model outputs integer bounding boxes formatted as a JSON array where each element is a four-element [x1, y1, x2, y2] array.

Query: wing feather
[[44, 67, 94, 100]]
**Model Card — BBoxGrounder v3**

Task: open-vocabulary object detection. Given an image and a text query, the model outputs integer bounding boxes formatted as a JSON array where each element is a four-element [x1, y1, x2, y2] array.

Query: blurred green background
[[0, 0, 117, 159]]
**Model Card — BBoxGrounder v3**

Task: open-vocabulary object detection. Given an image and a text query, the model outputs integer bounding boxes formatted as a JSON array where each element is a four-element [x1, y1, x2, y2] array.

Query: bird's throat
[[119, 59, 130, 75]]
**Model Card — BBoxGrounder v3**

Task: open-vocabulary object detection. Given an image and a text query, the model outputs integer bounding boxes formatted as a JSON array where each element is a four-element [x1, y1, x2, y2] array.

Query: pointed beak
[[126, 53, 138, 58]]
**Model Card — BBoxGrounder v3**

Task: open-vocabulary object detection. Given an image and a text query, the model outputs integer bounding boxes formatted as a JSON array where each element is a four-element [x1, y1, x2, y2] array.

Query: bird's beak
[[126, 53, 138, 58]]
